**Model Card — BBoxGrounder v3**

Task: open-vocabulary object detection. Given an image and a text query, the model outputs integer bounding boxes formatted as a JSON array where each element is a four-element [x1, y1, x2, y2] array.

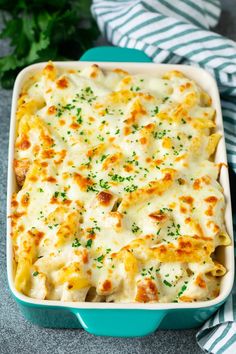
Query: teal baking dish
[[7, 47, 234, 337]]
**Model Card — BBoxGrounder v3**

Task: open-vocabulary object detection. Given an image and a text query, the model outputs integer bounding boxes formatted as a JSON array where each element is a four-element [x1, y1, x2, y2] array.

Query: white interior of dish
[[7, 62, 234, 310]]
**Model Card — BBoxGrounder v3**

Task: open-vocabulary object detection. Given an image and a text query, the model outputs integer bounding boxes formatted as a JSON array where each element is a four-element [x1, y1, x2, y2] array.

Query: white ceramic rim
[[7, 61, 235, 310]]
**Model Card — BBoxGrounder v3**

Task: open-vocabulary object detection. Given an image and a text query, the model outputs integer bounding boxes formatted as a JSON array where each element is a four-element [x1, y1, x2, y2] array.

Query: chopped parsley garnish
[[163, 279, 172, 287], [72, 238, 81, 247], [124, 184, 138, 193], [99, 179, 110, 189], [167, 222, 181, 238], [132, 124, 139, 133], [152, 130, 166, 139], [85, 239, 93, 248], [101, 154, 109, 162], [75, 87, 97, 104], [110, 174, 134, 183], [76, 107, 83, 124], [97, 134, 104, 141], [33, 271, 39, 277], [95, 254, 104, 263], [159, 207, 173, 213], [177, 284, 188, 297], [87, 185, 99, 193], [131, 86, 141, 92], [131, 222, 141, 234], [153, 106, 159, 114], [54, 191, 59, 198]]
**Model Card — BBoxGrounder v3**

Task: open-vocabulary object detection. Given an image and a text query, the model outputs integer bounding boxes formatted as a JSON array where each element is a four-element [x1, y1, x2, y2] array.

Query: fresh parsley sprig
[[0, 0, 99, 88]]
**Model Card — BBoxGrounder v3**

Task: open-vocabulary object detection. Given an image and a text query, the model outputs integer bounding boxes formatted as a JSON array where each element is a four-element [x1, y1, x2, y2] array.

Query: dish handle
[[71, 309, 166, 337], [80, 46, 152, 63]]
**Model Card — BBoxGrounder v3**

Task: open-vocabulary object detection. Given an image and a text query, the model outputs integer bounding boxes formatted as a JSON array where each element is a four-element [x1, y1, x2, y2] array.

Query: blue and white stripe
[[92, 1, 236, 353]]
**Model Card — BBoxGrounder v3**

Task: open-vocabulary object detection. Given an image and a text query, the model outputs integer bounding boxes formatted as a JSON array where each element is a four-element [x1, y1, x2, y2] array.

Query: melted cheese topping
[[11, 62, 230, 303]]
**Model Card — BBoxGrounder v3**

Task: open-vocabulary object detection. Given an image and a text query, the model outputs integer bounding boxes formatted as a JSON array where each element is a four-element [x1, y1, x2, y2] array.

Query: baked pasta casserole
[[11, 62, 231, 303]]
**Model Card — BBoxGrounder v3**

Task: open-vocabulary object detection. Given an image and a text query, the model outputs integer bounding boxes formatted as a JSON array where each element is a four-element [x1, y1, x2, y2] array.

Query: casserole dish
[[7, 47, 234, 337]]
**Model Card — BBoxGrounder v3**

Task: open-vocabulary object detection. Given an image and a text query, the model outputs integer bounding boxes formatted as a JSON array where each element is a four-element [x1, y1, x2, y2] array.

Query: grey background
[[0, 1, 235, 353]]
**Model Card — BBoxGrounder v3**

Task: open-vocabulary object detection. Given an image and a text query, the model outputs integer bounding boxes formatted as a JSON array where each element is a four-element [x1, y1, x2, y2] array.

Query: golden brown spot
[[32, 145, 40, 155], [193, 179, 201, 190], [202, 176, 211, 185], [18, 224, 25, 232], [206, 221, 220, 233], [185, 217, 192, 224], [124, 126, 131, 136], [29, 175, 38, 182], [97, 191, 113, 206], [113, 68, 129, 75], [179, 296, 193, 302], [42, 134, 54, 147], [70, 122, 80, 129], [155, 159, 163, 166], [14, 158, 30, 187], [42, 149, 55, 159], [44, 63, 54, 72], [195, 275, 206, 289], [28, 229, 44, 246], [179, 196, 194, 205], [125, 101, 146, 125], [74, 173, 93, 191], [180, 206, 187, 213], [54, 149, 67, 165], [17, 134, 31, 150], [90, 71, 97, 78], [204, 196, 218, 203], [56, 77, 69, 89], [10, 211, 26, 220], [122, 76, 132, 85], [135, 279, 158, 303], [175, 154, 187, 162], [47, 105, 56, 115], [149, 211, 168, 222], [162, 137, 172, 149], [124, 164, 133, 172], [21, 193, 30, 207], [140, 137, 147, 145], [11, 199, 18, 208], [82, 250, 89, 264], [102, 280, 112, 292], [163, 173, 172, 181], [44, 176, 57, 183], [179, 240, 192, 249], [59, 119, 65, 126]]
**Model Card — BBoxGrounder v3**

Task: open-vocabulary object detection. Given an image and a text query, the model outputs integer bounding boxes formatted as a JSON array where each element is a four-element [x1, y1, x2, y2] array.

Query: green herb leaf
[[72, 238, 81, 247], [163, 279, 172, 287], [0, 1, 99, 88], [85, 239, 93, 248]]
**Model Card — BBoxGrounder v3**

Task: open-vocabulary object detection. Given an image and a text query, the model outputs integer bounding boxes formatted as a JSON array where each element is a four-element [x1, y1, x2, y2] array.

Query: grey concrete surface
[[0, 1, 235, 353]]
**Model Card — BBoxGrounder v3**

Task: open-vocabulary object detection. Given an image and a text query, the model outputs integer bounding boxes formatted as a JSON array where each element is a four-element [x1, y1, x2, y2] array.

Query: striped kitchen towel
[[91, 1, 236, 353]]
